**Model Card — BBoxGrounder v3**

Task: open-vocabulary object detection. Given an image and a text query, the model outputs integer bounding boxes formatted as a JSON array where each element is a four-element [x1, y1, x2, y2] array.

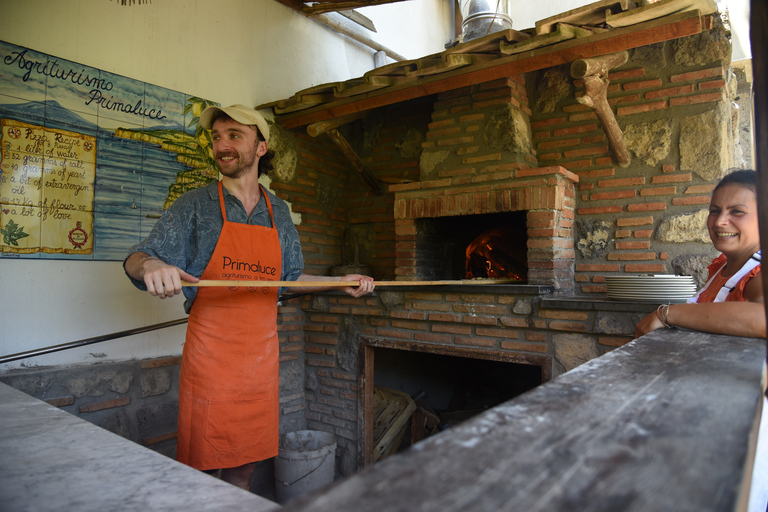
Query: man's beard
[[215, 144, 258, 179]]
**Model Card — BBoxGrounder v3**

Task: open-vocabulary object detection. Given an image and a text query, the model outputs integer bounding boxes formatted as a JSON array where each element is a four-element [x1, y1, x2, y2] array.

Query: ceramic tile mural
[[0, 41, 218, 260]]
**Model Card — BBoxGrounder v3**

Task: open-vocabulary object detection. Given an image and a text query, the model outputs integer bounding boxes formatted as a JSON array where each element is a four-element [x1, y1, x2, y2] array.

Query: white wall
[[0, 0, 453, 371]]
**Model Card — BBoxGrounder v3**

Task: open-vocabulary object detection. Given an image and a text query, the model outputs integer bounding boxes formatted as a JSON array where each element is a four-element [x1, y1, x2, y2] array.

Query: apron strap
[[217, 180, 276, 228], [688, 251, 762, 303]]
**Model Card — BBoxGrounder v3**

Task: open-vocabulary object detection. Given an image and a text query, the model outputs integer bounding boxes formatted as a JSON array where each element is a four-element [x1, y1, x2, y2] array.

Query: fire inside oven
[[414, 211, 527, 282]]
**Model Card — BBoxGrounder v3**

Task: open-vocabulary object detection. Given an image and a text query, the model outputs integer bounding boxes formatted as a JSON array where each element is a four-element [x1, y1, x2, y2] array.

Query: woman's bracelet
[[656, 303, 673, 328]]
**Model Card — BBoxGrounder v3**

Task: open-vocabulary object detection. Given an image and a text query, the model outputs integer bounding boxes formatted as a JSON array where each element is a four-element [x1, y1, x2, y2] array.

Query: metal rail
[[0, 318, 189, 365]]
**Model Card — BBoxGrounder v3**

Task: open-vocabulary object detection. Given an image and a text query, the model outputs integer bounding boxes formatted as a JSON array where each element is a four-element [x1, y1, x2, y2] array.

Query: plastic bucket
[[274, 430, 336, 503]]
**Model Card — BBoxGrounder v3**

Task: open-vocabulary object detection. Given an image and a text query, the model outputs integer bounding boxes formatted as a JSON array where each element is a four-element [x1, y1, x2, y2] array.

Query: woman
[[635, 169, 765, 339]]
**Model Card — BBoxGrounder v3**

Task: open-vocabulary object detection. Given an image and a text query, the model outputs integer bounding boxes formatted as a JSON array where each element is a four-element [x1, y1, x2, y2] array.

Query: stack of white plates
[[604, 275, 697, 302]]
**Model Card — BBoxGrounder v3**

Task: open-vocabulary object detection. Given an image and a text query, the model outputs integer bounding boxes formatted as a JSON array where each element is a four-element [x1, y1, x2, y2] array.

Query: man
[[124, 104, 374, 492]]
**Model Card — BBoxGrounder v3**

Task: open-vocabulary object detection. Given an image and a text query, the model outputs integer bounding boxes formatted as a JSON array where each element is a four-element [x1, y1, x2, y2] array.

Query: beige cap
[[199, 104, 270, 143]]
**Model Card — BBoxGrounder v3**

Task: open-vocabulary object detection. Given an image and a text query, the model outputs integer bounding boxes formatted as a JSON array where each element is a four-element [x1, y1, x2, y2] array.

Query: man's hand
[[340, 274, 375, 298], [125, 252, 199, 299]]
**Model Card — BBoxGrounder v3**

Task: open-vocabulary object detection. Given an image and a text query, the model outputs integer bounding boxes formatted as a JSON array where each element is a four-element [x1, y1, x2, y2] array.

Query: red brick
[[624, 263, 666, 273], [45, 397, 75, 407], [455, 336, 496, 348], [539, 310, 589, 320], [569, 112, 598, 122], [538, 138, 580, 149], [615, 240, 651, 250], [685, 184, 716, 194], [641, 186, 676, 196], [672, 195, 711, 205], [609, 68, 646, 80], [499, 341, 548, 352], [699, 79, 726, 90], [623, 78, 662, 90], [576, 263, 621, 272], [597, 177, 645, 188], [554, 124, 598, 137], [616, 216, 653, 227], [607, 252, 656, 260], [432, 324, 471, 335], [627, 202, 666, 212], [476, 327, 519, 339], [669, 91, 724, 106], [79, 397, 131, 413], [634, 230, 653, 238], [670, 66, 724, 82], [577, 206, 622, 214], [575, 168, 615, 178], [581, 284, 607, 293], [548, 321, 587, 332], [608, 93, 643, 106], [600, 336, 633, 347], [617, 101, 667, 116], [564, 146, 609, 158], [590, 190, 636, 200], [563, 103, 591, 113], [645, 84, 695, 99], [651, 173, 692, 184], [531, 117, 567, 129]]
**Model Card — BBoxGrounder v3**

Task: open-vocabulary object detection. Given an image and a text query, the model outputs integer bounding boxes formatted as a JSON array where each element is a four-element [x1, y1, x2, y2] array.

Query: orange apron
[[177, 181, 282, 470]]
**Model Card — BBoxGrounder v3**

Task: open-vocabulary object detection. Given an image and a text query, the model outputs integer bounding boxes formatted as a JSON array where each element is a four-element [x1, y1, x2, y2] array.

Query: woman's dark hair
[[208, 110, 274, 177], [714, 169, 757, 195]]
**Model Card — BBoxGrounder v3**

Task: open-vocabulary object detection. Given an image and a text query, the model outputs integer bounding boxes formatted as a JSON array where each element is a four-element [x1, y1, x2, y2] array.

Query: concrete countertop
[[0, 382, 279, 512]]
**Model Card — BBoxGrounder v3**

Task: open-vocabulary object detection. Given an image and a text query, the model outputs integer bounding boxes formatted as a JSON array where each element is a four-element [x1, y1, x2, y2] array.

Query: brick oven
[[254, 5, 757, 477], [392, 166, 578, 292], [264, 6, 754, 477]]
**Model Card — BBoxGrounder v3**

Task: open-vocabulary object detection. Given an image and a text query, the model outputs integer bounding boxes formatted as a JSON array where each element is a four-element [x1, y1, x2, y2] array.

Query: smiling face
[[707, 183, 760, 258], [211, 117, 267, 179]]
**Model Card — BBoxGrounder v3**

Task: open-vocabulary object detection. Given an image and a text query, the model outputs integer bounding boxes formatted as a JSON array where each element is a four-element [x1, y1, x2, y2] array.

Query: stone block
[[140, 367, 171, 398], [657, 209, 709, 243], [679, 107, 733, 181], [552, 333, 598, 373], [534, 66, 572, 114], [624, 118, 672, 167], [485, 104, 532, 155], [575, 220, 611, 259]]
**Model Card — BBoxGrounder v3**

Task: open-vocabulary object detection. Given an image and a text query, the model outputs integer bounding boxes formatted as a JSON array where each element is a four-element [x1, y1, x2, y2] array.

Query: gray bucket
[[274, 430, 336, 503]]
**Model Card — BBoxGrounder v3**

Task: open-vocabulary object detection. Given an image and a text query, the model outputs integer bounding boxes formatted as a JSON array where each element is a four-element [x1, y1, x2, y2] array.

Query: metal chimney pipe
[[458, 0, 512, 42]]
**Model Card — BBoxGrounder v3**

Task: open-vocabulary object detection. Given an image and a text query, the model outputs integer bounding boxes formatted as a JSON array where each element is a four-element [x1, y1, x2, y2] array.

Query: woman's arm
[[635, 270, 765, 339]]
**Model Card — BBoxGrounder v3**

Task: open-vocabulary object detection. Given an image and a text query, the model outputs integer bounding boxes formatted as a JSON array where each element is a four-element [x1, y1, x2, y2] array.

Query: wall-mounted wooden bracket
[[571, 50, 631, 167], [307, 114, 385, 195], [326, 128, 385, 195]]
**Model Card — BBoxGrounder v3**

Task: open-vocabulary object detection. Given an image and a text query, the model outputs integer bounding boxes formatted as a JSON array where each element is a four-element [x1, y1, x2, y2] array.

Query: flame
[[465, 228, 526, 281]]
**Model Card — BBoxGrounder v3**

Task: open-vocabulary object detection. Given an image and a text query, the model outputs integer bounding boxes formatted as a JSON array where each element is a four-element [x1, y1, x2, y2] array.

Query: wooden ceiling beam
[[277, 10, 710, 130]]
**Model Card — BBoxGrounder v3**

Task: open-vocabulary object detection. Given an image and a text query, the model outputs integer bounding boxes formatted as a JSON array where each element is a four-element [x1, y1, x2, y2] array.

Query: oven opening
[[415, 211, 527, 281]]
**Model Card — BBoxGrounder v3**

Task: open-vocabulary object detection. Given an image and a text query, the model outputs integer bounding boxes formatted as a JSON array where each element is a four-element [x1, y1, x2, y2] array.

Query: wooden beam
[[338, 9, 377, 32], [278, 10, 708, 129], [302, 0, 410, 15], [750, 0, 768, 367], [326, 129, 385, 195]]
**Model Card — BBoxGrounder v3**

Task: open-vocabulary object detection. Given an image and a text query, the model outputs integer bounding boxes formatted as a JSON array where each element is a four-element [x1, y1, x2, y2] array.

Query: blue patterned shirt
[[124, 180, 304, 313]]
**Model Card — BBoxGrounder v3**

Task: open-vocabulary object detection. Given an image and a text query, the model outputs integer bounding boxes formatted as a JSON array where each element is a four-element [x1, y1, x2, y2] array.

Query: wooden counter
[[283, 329, 765, 512]]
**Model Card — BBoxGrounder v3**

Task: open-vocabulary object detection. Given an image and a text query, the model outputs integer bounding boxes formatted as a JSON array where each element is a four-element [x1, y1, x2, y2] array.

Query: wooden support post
[[571, 50, 631, 167], [750, 0, 768, 367], [326, 128, 385, 195]]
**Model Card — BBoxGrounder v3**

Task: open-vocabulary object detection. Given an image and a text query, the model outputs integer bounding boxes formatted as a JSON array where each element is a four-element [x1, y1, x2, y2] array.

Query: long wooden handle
[[182, 279, 518, 288]]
